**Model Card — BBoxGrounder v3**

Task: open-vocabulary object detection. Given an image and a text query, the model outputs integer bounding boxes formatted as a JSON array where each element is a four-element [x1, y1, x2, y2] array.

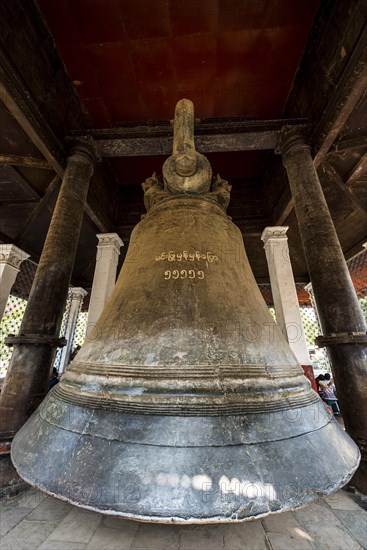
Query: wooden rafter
[[268, 0, 367, 227], [0, 155, 50, 169], [0, 0, 115, 233], [273, 188, 294, 226], [345, 154, 367, 188], [314, 66, 367, 169], [333, 135, 367, 153], [16, 176, 61, 244], [0, 82, 64, 176], [323, 161, 367, 214]]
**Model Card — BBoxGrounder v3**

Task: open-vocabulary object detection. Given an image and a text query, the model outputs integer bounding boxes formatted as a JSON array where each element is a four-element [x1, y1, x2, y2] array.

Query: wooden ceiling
[[37, 0, 319, 187], [37, 0, 319, 123], [0, 0, 366, 292]]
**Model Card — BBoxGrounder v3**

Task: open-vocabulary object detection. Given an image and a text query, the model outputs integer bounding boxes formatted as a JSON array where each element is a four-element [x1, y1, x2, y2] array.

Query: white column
[[0, 244, 30, 321], [59, 287, 87, 373], [86, 233, 123, 336], [261, 226, 311, 366], [304, 282, 322, 334]]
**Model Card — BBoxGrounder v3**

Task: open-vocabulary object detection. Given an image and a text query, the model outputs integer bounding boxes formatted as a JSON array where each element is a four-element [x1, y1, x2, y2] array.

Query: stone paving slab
[[0, 487, 366, 549], [333, 509, 367, 549], [266, 532, 313, 550], [45, 508, 102, 544], [131, 523, 181, 548], [325, 491, 363, 511], [27, 496, 73, 523], [223, 521, 268, 549], [0, 506, 34, 537], [178, 524, 226, 549], [86, 526, 137, 549], [0, 518, 59, 549], [294, 501, 364, 549], [38, 542, 86, 550]]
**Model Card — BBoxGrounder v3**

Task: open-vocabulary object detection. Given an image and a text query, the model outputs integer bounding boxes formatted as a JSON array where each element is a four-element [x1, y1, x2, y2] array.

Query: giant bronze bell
[[12, 100, 359, 522]]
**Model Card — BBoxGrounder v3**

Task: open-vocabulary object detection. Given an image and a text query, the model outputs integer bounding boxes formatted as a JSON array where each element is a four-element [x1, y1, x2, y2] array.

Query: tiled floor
[[0, 487, 366, 549]]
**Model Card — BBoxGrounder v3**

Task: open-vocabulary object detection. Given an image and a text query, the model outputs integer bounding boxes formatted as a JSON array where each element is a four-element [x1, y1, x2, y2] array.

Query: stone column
[[0, 245, 30, 321], [261, 226, 316, 390], [279, 127, 367, 493], [58, 287, 87, 374], [0, 138, 97, 440], [86, 233, 123, 336]]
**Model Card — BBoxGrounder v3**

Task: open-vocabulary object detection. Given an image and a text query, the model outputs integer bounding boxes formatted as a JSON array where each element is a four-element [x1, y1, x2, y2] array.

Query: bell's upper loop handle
[[173, 99, 195, 155]]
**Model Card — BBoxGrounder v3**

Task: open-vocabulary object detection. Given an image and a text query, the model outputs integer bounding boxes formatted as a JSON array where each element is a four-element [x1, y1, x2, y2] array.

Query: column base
[[301, 364, 317, 392], [0, 454, 29, 499], [349, 459, 367, 495]]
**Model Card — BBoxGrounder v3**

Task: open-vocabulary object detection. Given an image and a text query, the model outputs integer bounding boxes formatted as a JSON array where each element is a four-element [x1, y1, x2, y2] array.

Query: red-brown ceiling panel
[[218, 0, 317, 31], [74, 0, 125, 44], [118, 0, 171, 40], [169, 0, 219, 36], [37, 0, 320, 125], [172, 34, 217, 89]]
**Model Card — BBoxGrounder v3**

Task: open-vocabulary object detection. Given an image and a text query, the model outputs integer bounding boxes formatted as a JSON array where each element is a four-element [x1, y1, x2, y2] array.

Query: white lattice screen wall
[[0, 295, 27, 378]]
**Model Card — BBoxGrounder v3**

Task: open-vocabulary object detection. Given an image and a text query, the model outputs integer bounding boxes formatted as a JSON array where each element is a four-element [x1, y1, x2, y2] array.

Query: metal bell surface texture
[[11, 100, 360, 523]]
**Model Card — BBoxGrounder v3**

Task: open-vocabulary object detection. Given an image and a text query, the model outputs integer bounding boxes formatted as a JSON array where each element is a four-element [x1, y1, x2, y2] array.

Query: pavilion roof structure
[[0, 0, 366, 294]]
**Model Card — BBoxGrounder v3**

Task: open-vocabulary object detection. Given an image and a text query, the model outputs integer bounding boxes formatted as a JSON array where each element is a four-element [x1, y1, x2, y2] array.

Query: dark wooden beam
[[284, 0, 367, 140], [314, 66, 367, 168], [265, 0, 367, 241], [0, 198, 38, 205], [84, 193, 112, 233], [0, 83, 64, 176], [0, 1, 116, 233], [273, 186, 294, 226], [323, 161, 367, 214], [0, 229, 14, 243], [0, 164, 41, 202], [96, 133, 274, 156], [333, 135, 367, 153], [0, 81, 111, 232], [345, 154, 367, 187], [68, 118, 307, 157], [0, 155, 50, 169], [16, 176, 61, 244], [345, 238, 367, 261], [282, 0, 367, 166], [272, 152, 367, 227], [0, 1, 89, 160]]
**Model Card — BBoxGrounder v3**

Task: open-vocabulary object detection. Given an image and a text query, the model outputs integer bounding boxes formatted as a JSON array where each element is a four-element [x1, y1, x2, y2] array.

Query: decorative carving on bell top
[[142, 99, 231, 212]]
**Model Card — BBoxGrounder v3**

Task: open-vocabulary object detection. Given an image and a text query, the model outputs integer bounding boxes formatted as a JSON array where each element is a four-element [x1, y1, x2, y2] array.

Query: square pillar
[[86, 233, 124, 336], [58, 287, 87, 373], [0, 245, 30, 321], [261, 227, 316, 390]]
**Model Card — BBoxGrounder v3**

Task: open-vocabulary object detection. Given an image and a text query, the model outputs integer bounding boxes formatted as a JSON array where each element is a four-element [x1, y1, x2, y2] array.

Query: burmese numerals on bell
[[164, 269, 205, 280]]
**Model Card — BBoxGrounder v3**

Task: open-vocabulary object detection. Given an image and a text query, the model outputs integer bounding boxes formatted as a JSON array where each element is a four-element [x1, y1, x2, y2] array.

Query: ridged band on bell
[[11, 99, 360, 523]]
